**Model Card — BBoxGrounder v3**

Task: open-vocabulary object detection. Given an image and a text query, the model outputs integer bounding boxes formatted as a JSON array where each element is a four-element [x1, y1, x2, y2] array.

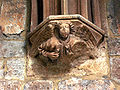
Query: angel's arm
[[38, 40, 59, 60]]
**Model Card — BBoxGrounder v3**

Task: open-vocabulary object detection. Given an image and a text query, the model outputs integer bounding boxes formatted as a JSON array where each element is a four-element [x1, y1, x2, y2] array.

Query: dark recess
[[37, 0, 43, 24]]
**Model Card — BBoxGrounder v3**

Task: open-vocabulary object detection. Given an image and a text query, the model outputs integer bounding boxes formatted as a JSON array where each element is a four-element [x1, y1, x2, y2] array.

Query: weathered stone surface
[[0, 60, 4, 78], [107, 0, 120, 35], [58, 78, 116, 90], [0, 80, 22, 90], [5, 58, 25, 80], [24, 80, 53, 90], [27, 17, 107, 78], [27, 48, 109, 78], [110, 57, 120, 83], [0, 0, 26, 35], [0, 40, 25, 58], [108, 38, 120, 55], [69, 48, 109, 77]]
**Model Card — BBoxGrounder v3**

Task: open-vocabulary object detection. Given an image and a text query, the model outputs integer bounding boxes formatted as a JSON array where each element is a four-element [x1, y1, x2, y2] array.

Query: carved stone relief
[[27, 15, 107, 78]]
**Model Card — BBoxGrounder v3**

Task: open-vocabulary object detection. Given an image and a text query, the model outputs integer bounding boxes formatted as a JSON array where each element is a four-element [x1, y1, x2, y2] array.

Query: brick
[[0, 40, 25, 58], [0, 0, 26, 35], [5, 58, 25, 80], [58, 78, 116, 90], [108, 38, 120, 55], [0, 80, 22, 90], [110, 57, 120, 83], [0, 60, 4, 78], [24, 80, 53, 90]]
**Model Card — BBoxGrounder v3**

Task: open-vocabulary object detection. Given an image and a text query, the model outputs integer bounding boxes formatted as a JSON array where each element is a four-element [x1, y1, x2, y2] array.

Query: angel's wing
[[29, 24, 54, 57], [74, 24, 103, 47]]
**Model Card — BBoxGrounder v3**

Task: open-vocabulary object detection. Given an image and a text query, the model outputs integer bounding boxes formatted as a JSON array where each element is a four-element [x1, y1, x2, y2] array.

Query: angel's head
[[59, 23, 70, 39], [53, 22, 74, 40]]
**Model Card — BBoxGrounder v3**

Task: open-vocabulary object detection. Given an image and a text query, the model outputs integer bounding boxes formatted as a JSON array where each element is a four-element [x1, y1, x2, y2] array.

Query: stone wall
[[0, 0, 120, 90]]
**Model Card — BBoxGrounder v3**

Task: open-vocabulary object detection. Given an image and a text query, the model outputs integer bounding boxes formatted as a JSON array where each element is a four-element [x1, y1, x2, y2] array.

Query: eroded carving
[[29, 21, 102, 64], [38, 22, 83, 62], [27, 15, 106, 77]]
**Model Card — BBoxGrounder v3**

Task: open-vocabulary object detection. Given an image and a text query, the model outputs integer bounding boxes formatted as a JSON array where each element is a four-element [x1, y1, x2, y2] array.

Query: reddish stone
[[0, 0, 26, 35], [110, 57, 120, 83], [24, 80, 53, 90], [6, 80, 22, 90], [0, 80, 22, 90]]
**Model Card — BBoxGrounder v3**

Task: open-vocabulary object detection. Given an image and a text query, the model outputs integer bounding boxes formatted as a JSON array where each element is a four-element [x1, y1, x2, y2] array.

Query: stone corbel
[[28, 15, 105, 63]]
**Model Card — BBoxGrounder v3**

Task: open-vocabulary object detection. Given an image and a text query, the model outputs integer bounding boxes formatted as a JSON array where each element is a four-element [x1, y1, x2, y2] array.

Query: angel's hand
[[47, 52, 59, 60]]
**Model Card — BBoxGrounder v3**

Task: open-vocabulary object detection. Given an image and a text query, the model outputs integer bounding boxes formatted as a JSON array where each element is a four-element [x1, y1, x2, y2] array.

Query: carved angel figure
[[38, 22, 82, 61]]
